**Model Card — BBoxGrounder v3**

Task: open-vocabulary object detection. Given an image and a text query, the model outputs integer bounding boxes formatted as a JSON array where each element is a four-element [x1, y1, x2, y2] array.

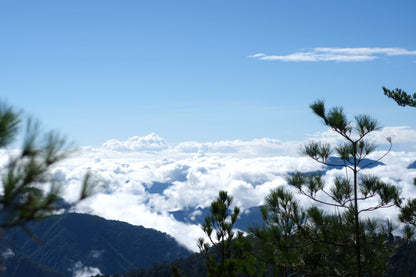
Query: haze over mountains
[[48, 130, 416, 251]]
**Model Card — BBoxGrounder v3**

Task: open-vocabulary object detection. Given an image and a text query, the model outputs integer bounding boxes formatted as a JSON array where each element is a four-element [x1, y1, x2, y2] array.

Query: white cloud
[[248, 53, 266, 58], [1, 248, 15, 259], [315, 47, 416, 56], [70, 261, 101, 277], [249, 47, 416, 62], [102, 133, 168, 152], [89, 250, 104, 259], [367, 126, 416, 151], [75, 193, 204, 251], [175, 137, 301, 157], [52, 130, 416, 252]]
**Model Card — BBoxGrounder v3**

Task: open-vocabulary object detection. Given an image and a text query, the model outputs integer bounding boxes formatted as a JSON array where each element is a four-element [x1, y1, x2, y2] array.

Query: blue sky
[[1, 1, 415, 146]]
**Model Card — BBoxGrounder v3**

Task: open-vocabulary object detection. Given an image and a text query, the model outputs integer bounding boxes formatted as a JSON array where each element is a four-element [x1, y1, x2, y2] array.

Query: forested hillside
[[99, 238, 416, 277], [1, 213, 191, 276]]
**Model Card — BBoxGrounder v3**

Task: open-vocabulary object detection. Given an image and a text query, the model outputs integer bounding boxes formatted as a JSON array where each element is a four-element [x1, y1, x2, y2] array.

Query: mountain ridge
[[1, 213, 191, 277]]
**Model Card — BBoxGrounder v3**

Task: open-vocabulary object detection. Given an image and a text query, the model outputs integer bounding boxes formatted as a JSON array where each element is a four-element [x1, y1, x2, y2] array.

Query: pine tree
[[382, 86, 416, 238], [197, 191, 254, 277], [383, 86, 416, 107], [254, 100, 411, 276], [0, 102, 95, 230], [251, 187, 308, 276]]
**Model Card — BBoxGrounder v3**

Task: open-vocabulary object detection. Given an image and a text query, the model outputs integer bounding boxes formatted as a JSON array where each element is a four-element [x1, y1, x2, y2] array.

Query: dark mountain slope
[[1, 213, 191, 276], [407, 160, 416, 169], [170, 205, 263, 232]]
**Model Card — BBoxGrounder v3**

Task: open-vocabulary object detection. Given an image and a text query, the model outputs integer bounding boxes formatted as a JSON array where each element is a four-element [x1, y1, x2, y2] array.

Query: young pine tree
[[198, 191, 255, 277], [254, 100, 412, 277]]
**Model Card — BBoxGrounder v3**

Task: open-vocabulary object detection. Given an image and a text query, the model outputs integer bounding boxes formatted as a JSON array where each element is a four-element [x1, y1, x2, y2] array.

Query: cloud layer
[[50, 128, 416, 251], [249, 47, 416, 62]]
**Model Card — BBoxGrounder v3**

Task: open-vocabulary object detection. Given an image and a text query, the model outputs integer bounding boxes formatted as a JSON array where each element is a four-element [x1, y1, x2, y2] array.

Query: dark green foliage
[[0, 103, 20, 148], [302, 142, 332, 163], [0, 102, 96, 230], [252, 100, 409, 277], [251, 188, 305, 276], [383, 87, 416, 227], [105, 252, 206, 277], [400, 198, 416, 226], [383, 86, 416, 107], [385, 239, 416, 276], [197, 191, 255, 277], [170, 265, 185, 277], [98, 234, 416, 277], [197, 191, 239, 277], [0, 102, 98, 276]]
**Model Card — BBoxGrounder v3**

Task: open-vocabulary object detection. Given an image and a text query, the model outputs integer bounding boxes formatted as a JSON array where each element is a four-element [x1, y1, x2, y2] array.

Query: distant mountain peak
[[325, 156, 385, 170], [407, 160, 416, 169]]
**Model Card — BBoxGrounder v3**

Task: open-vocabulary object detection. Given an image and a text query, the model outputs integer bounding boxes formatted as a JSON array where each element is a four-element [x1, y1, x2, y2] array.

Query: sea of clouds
[[50, 127, 416, 251]]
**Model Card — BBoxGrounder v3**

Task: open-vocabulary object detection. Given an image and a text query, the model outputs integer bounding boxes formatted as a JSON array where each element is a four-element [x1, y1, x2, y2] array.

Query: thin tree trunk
[[353, 142, 362, 277]]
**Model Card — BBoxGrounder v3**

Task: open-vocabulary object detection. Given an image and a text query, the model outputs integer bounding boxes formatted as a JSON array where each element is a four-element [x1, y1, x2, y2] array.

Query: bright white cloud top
[[52, 130, 416, 251], [103, 133, 169, 152], [249, 47, 416, 62]]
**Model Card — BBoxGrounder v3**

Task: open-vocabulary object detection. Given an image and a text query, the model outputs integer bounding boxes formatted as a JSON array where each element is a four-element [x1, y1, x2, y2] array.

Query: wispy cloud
[[249, 47, 416, 62], [1, 248, 15, 259], [70, 261, 101, 277]]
